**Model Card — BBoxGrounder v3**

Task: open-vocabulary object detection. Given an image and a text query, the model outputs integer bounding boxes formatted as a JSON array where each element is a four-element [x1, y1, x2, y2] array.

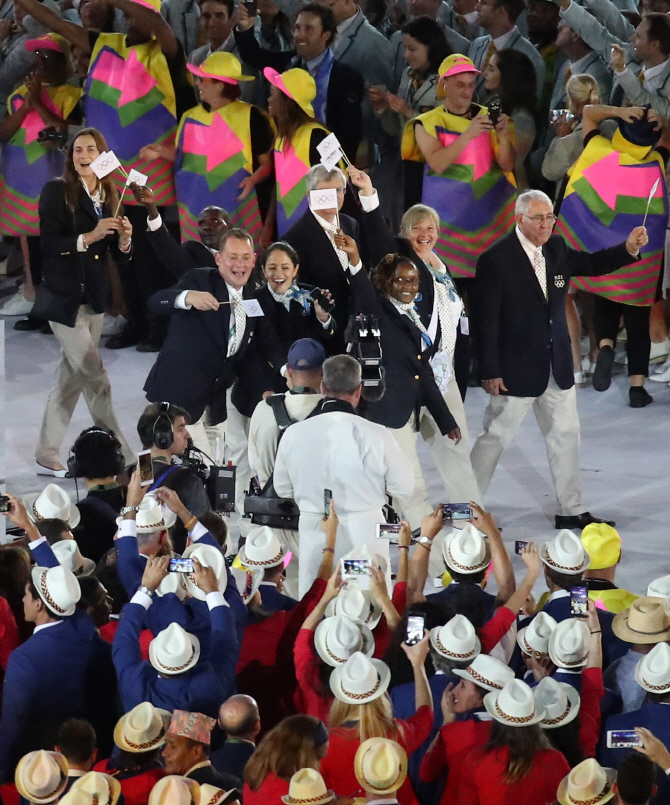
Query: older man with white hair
[[470, 189, 647, 530]]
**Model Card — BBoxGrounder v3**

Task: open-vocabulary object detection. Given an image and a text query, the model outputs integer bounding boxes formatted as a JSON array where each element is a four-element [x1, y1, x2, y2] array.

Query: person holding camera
[[0, 33, 82, 333]]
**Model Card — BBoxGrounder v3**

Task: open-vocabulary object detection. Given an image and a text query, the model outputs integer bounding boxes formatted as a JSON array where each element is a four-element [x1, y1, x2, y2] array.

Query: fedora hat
[[635, 641, 670, 693], [115, 495, 176, 533], [30, 564, 80, 617], [52, 539, 95, 577], [548, 619, 590, 669], [540, 530, 590, 575], [187, 52, 254, 84], [281, 769, 334, 805], [442, 524, 491, 574], [453, 653, 515, 692], [484, 679, 545, 727], [237, 526, 284, 569], [613, 596, 670, 644], [148, 777, 200, 805], [199, 785, 240, 805], [315, 615, 375, 667], [114, 702, 171, 753], [430, 614, 481, 662], [330, 652, 391, 705], [327, 585, 383, 630], [230, 566, 263, 605], [647, 574, 670, 606], [69, 772, 121, 805], [516, 611, 557, 658], [156, 571, 187, 601], [15, 750, 68, 804], [535, 677, 580, 729], [182, 543, 228, 601], [264, 67, 316, 117], [149, 622, 200, 676], [354, 738, 407, 795], [24, 484, 80, 528], [557, 759, 616, 805]]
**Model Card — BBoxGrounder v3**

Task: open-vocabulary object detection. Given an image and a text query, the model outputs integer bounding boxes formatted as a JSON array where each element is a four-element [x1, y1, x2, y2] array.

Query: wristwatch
[[138, 586, 154, 597], [415, 535, 433, 548], [120, 505, 140, 516]]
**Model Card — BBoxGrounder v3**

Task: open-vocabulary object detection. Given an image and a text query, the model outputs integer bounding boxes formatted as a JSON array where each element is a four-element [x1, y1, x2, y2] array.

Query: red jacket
[[456, 745, 570, 805], [243, 771, 289, 805], [0, 597, 19, 670], [579, 667, 605, 758], [372, 582, 408, 659], [480, 607, 516, 653], [294, 628, 331, 721], [93, 759, 165, 805], [420, 717, 493, 805], [320, 705, 433, 805]]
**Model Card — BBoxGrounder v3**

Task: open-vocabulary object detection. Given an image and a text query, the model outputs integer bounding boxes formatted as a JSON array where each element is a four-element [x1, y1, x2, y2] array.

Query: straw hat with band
[[182, 542, 228, 601], [188, 52, 254, 84], [281, 769, 334, 805], [237, 526, 284, 569], [548, 619, 590, 669], [330, 652, 391, 705], [556, 759, 616, 805], [230, 566, 263, 605], [429, 614, 480, 662], [438, 54, 481, 78], [540, 529, 590, 575], [264, 67, 316, 117], [442, 524, 491, 575], [326, 586, 383, 630], [52, 539, 95, 577], [612, 596, 670, 644], [534, 677, 581, 729], [354, 739, 407, 795], [484, 679, 545, 727], [114, 702, 171, 753], [647, 574, 670, 606], [452, 653, 515, 692], [516, 611, 557, 658], [315, 615, 375, 667], [635, 641, 670, 693], [148, 776, 200, 805], [199, 784, 240, 805], [15, 751, 68, 804], [69, 771, 122, 805], [24, 483, 80, 529], [31, 564, 81, 617], [149, 623, 200, 676]]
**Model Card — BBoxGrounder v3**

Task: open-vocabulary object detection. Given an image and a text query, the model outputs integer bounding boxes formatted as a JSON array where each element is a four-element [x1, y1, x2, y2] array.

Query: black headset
[[153, 402, 174, 450], [67, 427, 126, 478]]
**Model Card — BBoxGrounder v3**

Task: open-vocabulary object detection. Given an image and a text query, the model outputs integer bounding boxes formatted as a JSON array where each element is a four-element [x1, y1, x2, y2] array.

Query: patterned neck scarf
[[80, 176, 105, 219], [268, 282, 313, 314], [423, 259, 461, 355], [389, 296, 432, 349]]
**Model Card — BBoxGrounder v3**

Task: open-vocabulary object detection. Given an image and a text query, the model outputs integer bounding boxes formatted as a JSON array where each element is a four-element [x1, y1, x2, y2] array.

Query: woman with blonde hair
[[243, 715, 330, 805], [319, 636, 432, 805]]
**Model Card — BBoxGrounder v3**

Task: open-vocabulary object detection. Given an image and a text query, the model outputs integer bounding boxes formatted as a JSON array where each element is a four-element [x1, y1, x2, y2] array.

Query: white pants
[[296, 509, 389, 599], [470, 378, 583, 516], [36, 306, 132, 466]]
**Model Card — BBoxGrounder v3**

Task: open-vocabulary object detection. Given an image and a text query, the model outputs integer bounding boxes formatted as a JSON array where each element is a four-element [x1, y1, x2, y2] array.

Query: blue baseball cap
[[287, 338, 326, 371]]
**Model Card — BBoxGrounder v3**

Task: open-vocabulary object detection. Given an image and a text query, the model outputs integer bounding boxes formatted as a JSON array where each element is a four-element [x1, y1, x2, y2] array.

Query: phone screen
[[570, 585, 588, 617], [138, 449, 154, 487], [324, 489, 332, 519], [515, 540, 528, 555], [377, 523, 402, 541], [442, 503, 473, 522], [406, 615, 425, 646], [169, 557, 194, 573], [607, 730, 642, 749], [341, 558, 372, 577]]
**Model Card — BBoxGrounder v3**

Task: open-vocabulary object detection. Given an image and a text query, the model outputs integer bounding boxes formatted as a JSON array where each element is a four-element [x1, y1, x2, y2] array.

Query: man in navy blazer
[[471, 189, 646, 530], [237, 528, 297, 613], [113, 556, 238, 717], [210, 694, 260, 781]]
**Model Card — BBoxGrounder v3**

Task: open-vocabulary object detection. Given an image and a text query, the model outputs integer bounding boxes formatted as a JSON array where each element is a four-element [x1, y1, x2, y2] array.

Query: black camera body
[[181, 443, 236, 513], [346, 313, 385, 401], [38, 127, 68, 148]]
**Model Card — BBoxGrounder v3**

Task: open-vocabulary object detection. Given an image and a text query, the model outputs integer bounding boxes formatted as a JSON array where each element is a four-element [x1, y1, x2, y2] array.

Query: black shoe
[[13, 316, 44, 331], [555, 512, 616, 529], [592, 345, 615, 391], [629, 386, 653, 408], [40, 322, 52, 335], [136, 338, 162, 353], [105, 326, 143, 349]]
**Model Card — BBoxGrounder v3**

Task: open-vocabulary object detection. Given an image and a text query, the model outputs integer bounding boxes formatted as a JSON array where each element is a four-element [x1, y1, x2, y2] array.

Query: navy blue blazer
[[259, 583, 297, 613], [427, 584, 497, 624], [599, 703, 670, 804], [112, 599, 238, 716], [210, 739, 256, 782]]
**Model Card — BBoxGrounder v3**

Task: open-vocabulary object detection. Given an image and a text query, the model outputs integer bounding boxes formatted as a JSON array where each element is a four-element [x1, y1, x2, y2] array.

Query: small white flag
[[127, 168, 148, 186], [320, 147, 343, 171], [91, 150, 122, 179], [643, 178, 661, 227], [241, 299, 264, 317], [316, 132, 343, 160], [309, 188, 339, 211]]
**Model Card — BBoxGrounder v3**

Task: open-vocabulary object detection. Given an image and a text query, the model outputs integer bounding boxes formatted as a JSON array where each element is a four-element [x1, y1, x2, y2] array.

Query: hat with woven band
[[429, 614, 480, 662], [442, 524, 491, 574], [540, 530, 590, 575], [548, 618, 590, 669], [182, 543, 228, 601], [24, 483, 80, 528], [612, 596, 670, 644], [149, 623, 200, 676], [314, 615, 374, 667], [354, 739, 407, 795], [516, 611, 557, 658], [556, 759, 616, 805], [15, 751, 68, 804], [68, 771, 122, 805], [148, 777, 199, 805], [634, 641, 670, 693], [535, 677, 580, 729], [281, 769, 334, 805], [237, 526, 284, 569], [330, 652, 391, 705], [484, 679, 545, 727], [114, 702, 171, 753], [452, 653, 515, 692], [30, 564, 80, 617]]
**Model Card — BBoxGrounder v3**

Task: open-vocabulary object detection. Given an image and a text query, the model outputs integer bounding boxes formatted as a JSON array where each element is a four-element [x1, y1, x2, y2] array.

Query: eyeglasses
[[393, 276, 420, 287], [522, 213, 557, 223]]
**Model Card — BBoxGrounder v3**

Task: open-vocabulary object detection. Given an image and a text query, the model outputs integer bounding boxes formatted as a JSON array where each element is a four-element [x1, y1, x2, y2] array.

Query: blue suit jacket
[[599, 703, 670, 804], [259, 584, 297, 613], [210, 739, 256, 781], [112, 599, 238, 716], [427, 584, 497, 624]]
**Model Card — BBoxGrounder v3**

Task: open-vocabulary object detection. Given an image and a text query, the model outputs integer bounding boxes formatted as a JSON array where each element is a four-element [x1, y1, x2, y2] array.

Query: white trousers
[[470, 378, 583, 516], [36, 306, 132, 466]]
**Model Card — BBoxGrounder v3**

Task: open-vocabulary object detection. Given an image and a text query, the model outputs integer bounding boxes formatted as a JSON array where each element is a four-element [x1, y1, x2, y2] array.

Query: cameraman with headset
[[136, 402, 210, 520]]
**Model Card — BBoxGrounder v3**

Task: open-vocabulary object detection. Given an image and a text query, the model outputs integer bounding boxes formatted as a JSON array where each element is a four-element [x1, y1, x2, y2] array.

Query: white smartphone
[[606, 730, 642, 749], [137, 449, 154, 487], [341, 557, 372, 591]]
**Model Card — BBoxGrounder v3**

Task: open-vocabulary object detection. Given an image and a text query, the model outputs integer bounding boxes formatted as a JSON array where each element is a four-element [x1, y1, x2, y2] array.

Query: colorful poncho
[[402, 104, 517, 278], [0, 83, 81, 236], [85, 33, 177, 205], [175, 100, 266, 242], [556, 129, 667, 306], [275, 119, 327, 236]]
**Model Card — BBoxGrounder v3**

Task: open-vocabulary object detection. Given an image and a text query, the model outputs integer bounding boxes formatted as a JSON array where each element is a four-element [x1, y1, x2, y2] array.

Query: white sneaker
[[652, 356, 670, 374], [649, 363, 670, 382], [581, 355, 595, 376], [574, 370, 585, 386], [0, 290, 33, 317], [102, 314, 127, 337], [650, 339, 670, 364]]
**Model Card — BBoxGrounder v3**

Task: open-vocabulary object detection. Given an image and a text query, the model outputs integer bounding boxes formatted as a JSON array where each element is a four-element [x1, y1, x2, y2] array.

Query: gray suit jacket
[[331, 8, 394, 89], [469, 29, 546, 100], [438, 2, 482, 40], [549, 50, 612, 110]]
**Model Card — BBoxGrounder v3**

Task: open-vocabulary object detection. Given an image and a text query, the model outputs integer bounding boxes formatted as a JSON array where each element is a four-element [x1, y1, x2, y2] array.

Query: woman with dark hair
[[483, 48, 537, 190], [264, 67, 329, 236], [456, 679, 570, 804], [32, 127, 133, 476], [243, 714, 331, 805], [370, 16, 451, 137]]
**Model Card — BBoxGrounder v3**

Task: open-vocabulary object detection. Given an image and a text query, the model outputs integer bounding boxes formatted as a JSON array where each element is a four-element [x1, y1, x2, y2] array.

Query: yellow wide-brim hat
[[264, 67, 316, 117], [188, 52, 255, 84]]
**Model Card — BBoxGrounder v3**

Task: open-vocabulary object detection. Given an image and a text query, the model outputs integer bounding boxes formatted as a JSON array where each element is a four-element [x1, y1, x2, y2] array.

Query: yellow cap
[[580, 523, 621, 570], [188, 52, 254, 84], [438, 54, 481, 78], [264, 66, 316, 117]]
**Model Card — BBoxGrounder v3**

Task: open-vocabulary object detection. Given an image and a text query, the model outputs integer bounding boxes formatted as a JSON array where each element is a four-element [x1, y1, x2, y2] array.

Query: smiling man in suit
[[470, 189, 647, 530]]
